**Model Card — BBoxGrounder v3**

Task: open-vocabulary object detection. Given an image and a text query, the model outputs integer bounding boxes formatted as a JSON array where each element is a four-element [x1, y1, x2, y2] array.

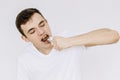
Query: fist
[[52, 36, 71, 51]]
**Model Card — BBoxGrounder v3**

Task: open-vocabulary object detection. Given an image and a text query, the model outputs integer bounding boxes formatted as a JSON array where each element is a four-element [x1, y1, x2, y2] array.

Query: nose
[[36, 28, 44, 36]]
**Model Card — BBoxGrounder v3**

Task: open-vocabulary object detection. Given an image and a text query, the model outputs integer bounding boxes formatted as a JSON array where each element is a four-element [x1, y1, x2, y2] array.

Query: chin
[[43, 43, 52, 48]]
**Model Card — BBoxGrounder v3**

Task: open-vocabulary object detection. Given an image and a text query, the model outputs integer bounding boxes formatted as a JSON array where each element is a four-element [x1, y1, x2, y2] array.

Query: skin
[[53, 29, 119, 50], [21, 13, 53, 55], [20, 13, 120, 55]]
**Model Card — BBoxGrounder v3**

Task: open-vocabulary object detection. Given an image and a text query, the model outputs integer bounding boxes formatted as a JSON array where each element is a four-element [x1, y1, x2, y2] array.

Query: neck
[[35, 45, 53, 55]]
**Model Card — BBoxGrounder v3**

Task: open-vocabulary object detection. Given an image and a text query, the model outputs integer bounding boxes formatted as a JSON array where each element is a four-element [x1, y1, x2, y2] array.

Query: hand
[[52, 36, 71, 51]]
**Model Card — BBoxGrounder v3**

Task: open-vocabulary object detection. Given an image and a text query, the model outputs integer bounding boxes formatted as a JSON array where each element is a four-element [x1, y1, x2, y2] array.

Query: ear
[[21, 36, 30, 42]]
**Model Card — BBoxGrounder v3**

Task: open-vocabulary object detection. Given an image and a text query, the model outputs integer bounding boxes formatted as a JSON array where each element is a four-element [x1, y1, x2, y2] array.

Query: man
[[16, 8, 119, 80]]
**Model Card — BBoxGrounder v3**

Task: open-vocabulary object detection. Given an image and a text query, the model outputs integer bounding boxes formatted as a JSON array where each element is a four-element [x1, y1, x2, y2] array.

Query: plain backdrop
[[0, 0, 120, 80]]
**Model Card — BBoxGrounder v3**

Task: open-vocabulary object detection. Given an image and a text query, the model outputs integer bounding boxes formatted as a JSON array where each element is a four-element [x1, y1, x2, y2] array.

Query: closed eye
[[39, 20, 45, 27], [28, 28, 35, 34]]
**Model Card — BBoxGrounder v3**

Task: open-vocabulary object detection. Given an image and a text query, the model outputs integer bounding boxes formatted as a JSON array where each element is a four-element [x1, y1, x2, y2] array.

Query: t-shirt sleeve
[[17, 59, 29, 80]]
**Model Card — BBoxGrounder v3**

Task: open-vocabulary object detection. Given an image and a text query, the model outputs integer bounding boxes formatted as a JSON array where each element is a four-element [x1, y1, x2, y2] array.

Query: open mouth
[[41, 34, 49, 42]]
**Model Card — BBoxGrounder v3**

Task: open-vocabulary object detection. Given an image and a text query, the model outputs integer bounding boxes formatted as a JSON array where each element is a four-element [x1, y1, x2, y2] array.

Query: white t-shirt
[[17, 44, 86, 80]]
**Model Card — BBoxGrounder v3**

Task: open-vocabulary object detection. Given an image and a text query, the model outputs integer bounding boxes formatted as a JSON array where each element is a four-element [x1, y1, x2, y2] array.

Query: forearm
[[67, 28, 119, 47]]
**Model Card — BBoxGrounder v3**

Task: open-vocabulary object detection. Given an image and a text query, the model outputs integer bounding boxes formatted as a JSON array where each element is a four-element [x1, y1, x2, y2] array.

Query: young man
[[16, 8, 119, 80]]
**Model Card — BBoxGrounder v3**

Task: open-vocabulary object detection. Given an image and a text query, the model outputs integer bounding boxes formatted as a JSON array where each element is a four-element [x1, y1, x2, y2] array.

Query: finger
[[52, 37, 60, 50]]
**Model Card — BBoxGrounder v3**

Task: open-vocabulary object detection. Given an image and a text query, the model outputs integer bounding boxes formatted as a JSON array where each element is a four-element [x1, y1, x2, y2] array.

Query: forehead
[[21, 13, 44, 33]]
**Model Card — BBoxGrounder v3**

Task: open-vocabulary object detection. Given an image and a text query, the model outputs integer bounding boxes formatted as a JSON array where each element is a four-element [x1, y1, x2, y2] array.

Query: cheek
[[45, 27, 51, 34], [28, 35, 40, 42], [31, 38, 41, 45]]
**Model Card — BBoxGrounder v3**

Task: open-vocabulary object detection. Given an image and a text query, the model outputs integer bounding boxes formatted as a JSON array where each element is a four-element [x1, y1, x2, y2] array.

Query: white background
[[0, 0, 120, 80]]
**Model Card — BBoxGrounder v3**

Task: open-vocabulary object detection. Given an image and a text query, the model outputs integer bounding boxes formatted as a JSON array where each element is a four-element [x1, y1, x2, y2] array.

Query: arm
[[53, 28, 119, 50]]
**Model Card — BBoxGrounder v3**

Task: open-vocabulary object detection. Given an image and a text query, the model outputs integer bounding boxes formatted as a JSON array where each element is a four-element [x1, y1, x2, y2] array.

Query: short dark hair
[[15, 8, 45, 37]]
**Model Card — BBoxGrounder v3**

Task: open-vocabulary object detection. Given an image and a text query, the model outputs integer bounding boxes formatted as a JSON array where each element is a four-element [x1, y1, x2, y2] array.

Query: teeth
[[41, 34, 49, 42]]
